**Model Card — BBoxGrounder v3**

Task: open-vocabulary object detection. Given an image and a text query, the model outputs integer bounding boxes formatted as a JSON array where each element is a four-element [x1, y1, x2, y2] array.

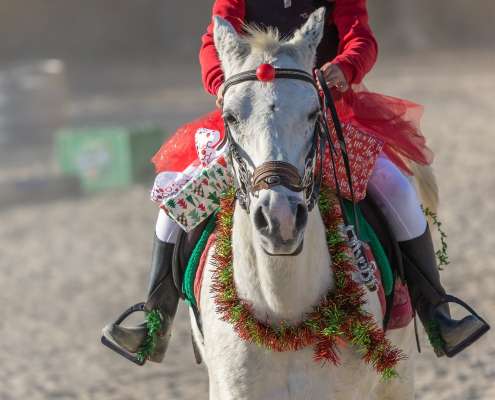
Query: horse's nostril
[[295, 203, 308, 231], [254, 206, 269, 231]]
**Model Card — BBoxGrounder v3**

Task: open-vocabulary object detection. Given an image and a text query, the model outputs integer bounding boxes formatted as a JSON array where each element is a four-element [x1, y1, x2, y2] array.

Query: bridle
[[222, 67, 325, 212], [222, 65, 379, 292]]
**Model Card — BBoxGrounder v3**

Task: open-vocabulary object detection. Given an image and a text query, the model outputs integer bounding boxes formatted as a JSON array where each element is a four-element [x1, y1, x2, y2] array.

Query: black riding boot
[[400, 226, 489, 357], [101, 234, 179, 365]]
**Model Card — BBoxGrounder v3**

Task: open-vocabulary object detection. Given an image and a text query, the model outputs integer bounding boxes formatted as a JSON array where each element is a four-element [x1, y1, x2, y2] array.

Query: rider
[[103, 0, 488, 362]]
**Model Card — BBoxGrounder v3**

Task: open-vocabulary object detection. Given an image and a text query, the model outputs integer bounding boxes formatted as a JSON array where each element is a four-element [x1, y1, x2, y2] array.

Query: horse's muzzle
[[251, 188, 308, 255]]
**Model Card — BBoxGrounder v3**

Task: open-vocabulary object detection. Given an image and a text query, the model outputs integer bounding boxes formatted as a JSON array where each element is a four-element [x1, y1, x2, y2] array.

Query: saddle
[[172, 215, 213, 364], [172, 215, 214, 304]]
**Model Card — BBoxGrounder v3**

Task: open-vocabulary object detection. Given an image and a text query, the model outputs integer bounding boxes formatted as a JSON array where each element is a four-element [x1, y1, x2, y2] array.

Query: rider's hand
[[216, 83, 225, 109], [321, 63, 349, 92]]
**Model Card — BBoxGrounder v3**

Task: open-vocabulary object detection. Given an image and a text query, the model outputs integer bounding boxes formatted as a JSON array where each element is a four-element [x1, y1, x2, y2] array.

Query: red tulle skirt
[[151, 87, 433, 176], [335, 85, 433, 174]]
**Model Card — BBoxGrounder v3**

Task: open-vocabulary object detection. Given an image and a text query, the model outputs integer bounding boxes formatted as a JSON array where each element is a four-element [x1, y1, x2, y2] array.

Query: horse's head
[[214, 9, 325, 255]]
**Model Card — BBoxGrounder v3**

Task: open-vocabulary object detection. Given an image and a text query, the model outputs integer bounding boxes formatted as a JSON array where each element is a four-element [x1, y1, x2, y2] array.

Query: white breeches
[[155, 209, 181, 244], [154, 155, 427, 244], [367, 155, 426, 242]]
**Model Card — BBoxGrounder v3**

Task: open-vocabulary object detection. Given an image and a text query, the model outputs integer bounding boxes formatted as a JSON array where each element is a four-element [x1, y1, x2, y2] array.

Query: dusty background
[[0, 1, 494, 399]]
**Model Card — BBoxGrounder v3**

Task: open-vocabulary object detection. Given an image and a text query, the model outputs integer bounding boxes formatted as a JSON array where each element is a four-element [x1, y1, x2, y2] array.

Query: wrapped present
[[151, 127, 232, 231], [323, 123, 384, 202]]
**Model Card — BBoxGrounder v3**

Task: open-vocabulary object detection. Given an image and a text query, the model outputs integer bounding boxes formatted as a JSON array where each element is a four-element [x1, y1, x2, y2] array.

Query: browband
[[222, 68, 317, 97]]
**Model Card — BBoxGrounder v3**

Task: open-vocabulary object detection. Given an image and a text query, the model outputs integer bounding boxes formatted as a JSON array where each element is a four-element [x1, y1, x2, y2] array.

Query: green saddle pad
[[343, 200, 394, 296]]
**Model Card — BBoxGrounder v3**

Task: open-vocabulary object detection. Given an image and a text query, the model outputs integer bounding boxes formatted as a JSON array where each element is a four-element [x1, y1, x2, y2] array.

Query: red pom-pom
[[256, 63, 275, 82]]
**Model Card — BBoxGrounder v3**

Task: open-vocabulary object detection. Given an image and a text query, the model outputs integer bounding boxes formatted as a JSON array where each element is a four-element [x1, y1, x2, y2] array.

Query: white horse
[[191, 9, 426, 400]]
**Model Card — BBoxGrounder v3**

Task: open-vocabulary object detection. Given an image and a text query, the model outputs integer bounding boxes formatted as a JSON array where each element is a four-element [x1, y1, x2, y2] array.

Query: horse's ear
[[213, 16, 248, 75], [288, 8, 325, 68]]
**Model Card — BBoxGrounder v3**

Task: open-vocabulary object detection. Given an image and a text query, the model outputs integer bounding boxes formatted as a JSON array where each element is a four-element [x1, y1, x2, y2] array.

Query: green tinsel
[[381, 368, 399, 382], [350, 322, 372, 347], [424, 319, 446, 354], [136, 309, 163, 363], [318, 191, 332, 215]]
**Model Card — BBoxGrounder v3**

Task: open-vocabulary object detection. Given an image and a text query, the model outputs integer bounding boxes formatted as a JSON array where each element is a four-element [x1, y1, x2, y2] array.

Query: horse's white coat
[[191, 9, 417, 399]]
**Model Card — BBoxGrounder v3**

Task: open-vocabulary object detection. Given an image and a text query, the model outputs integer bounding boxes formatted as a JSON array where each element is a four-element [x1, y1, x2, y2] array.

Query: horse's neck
[[232, 205, 333, 325]]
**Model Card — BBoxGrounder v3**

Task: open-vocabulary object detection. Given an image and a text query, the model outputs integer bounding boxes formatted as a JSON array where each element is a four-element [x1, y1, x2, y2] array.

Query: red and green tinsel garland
[[211, 187, 405, 380]]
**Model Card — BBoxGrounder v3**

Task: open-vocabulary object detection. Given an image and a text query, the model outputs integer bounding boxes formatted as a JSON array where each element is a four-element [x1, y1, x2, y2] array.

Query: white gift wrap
[[150, 127, 232, 231]]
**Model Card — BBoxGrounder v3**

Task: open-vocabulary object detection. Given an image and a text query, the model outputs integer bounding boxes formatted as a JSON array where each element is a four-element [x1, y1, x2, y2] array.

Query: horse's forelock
[[240, 24, 296, 60]]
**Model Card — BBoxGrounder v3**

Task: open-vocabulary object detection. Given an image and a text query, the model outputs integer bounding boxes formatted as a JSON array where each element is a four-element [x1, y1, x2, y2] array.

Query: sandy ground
[[1, 51, 494, 399]]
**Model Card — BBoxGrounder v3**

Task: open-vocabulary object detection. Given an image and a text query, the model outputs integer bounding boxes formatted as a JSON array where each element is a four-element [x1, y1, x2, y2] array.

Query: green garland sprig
[[211, 187, 405, 380], [421, 206, 450, 269], [136, 309, 163, 363]]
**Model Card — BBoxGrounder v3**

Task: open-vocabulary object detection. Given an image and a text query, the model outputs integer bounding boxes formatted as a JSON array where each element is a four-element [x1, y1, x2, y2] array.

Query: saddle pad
[[343, 200, 393, 295], [194, 233, 217, 308], [387, 281, 414, 330], [364, 244, 413, 331], [343, 199, 413, 330], [182, 216, 217, 307]]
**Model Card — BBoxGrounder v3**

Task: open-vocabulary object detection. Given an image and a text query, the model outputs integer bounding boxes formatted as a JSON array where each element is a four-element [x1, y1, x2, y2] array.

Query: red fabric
[[199, 0, 246, 96], [388, 281, 414, 330], [331, 0, 378, 84], [335, 87, 434, 174], [151, 87, 432, 177], [199, 0, 378, 96]]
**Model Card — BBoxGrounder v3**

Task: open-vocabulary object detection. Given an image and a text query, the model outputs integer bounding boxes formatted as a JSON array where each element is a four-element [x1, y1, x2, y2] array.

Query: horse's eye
[[308, 109, 320, 121], [223, 112, 239, 126]]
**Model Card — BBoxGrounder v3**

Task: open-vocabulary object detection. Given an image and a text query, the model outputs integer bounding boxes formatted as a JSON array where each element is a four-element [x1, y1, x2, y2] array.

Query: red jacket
[[199, 0, 378, 96]]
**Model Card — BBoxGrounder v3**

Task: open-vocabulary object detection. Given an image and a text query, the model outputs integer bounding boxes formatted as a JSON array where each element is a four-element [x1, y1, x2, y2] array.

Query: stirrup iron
[[433, 294, 490, 358], [101, 302, 147, 366]]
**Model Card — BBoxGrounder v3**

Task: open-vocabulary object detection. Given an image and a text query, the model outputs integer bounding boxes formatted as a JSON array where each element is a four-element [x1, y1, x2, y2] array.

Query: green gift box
[[56, 126, 164, 192]]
